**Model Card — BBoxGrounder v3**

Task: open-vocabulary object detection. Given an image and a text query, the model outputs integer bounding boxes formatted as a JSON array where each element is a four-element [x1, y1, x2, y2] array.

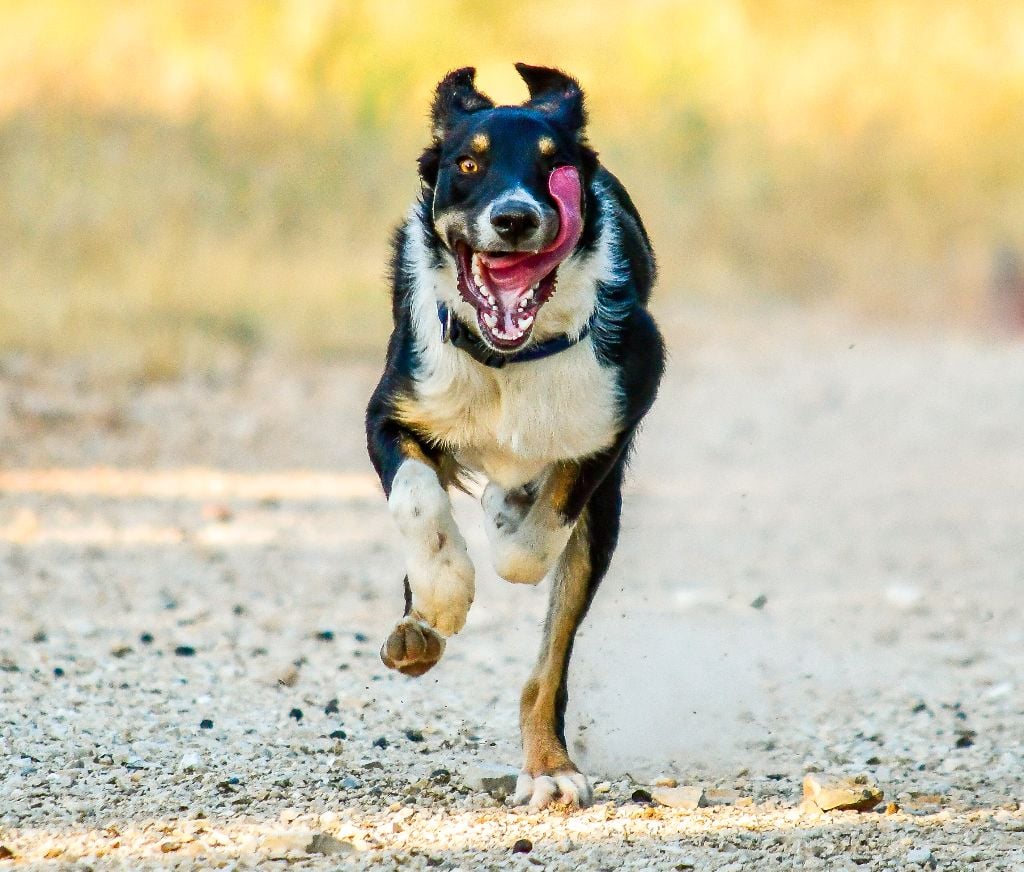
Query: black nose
[[491, 207, 541, 244]]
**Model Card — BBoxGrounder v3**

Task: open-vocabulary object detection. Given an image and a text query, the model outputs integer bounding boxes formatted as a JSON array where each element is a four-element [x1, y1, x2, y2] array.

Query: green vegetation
[[1, 1, 1022, 377]]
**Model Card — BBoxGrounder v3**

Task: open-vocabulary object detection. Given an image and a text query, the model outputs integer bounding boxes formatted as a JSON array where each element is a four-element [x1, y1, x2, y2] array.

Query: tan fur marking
[[471, 132, 489, 153], [399, 434, 433, 468], [519, 516, 591, 775], [538, 135, 556, 157], [544, 462, 577, 517]]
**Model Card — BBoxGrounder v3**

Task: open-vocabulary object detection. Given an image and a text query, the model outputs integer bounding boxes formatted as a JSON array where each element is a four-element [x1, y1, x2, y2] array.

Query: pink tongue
[[477, 166, 583, 301]]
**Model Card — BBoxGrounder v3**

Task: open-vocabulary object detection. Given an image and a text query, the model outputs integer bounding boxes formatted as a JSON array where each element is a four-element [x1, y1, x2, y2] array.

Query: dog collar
[[436, 302, 590, 369]]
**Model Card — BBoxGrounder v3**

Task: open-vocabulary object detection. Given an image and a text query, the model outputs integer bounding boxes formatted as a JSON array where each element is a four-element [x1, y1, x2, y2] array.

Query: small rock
[[262, 831, 316, 856], [354, 632, 369, 643], [906, 847, 933, 866], [276, 664, 300, 688], [139, 632, 154, 645], [631, 788, 653, 803], [654, 776, 678, 787], [199, 718, 214, 729], [802, 773, 883, 812], [954, 730, 976, 749], [652, 786, 708, 809], [341, 776, 362, 789], [405, 729, 425, 742], [706, 788, 741, 806], [159, 841, 180, 853], [289, 708, 303, 721], [372, 736, 388, 748], [314, 630, 335, 641], [463, 764, 519, 798], [306, 832, 355, 855], [201, 502, 233, 523], [324, 698, 339, 715], [177, 752, 202, 772], [0, 846, 14, 860], [511, 838, 533, 854], [174, 645, 196, 657], [750, 594, 768, 609], [329, 729, 347, 740], [110, 645, 133, 658]]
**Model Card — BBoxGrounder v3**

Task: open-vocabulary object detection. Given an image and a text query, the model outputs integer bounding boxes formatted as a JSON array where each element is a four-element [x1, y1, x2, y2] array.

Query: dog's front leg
[[367, 408, 474, 677], [388, 455, 475, 638]]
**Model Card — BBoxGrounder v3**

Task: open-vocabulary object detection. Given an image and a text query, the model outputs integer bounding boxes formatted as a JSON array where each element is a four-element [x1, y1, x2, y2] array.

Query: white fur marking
[[514, 770, 592, 810], [401, 206, 622, 488], [482, 481, 573, 584], [388, 459, 475, 637]]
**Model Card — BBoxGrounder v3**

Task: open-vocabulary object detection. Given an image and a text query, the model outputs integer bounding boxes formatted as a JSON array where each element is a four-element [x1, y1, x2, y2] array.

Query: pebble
[[174, 645, 196, 657], [306, 832, 355, 855], [906, 847, 933, 865], [324, 698, 339, 714], [511, 838, 533, 854], [801, 773, 883, 812], [463, 765, 519, 798], [177, 752, 202, 772], [289, 708, 303, 721], [651, 786, 708, 809]]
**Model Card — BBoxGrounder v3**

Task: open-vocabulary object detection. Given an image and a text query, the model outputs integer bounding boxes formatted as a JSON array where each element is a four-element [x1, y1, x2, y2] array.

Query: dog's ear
[[515, 63, 586, 132], [430, 67, 494, 139]]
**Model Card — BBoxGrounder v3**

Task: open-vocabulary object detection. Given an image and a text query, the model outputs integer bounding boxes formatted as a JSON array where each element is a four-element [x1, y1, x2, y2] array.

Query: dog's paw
[[409, 548, 475, 637], [512, 768, 592, 811], [380, 618, 445, 677]]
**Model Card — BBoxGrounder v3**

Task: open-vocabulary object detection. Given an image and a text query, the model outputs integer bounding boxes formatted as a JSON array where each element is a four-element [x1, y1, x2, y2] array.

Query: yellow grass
[[1, 1, 1023, 377]]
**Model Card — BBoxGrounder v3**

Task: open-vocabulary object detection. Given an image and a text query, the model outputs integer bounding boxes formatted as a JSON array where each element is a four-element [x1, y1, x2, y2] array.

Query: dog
[[366, 64, 665, 810]]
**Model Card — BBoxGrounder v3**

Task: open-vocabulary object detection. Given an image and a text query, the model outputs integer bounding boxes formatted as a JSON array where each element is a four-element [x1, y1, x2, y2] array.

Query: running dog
[[366, 64, 665, 810]]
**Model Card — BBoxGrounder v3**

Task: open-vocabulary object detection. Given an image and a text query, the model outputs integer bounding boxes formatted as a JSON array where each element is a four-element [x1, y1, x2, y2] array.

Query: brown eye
[[457, 157, 479, 174]]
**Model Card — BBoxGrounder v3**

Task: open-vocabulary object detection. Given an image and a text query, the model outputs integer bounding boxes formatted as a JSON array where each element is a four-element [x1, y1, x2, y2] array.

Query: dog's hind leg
[[367, 403, 475, 677], [513, 459, 624, 810]]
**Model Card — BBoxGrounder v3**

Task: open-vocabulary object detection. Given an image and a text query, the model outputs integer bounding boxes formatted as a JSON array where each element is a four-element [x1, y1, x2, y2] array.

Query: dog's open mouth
[[455, 166, 583, 351]]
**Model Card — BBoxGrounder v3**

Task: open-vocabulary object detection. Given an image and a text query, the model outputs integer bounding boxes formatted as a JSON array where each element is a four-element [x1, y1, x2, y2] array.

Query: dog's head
[[419, 64, 598, 351]]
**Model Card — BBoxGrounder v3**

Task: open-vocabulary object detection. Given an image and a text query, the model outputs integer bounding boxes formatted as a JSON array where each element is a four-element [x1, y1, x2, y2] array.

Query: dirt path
[[2, 304, 1023, 870]]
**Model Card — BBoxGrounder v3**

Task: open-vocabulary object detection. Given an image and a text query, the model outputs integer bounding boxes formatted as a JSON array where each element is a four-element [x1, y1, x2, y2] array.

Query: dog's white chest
[[407, 339, 621, 487]]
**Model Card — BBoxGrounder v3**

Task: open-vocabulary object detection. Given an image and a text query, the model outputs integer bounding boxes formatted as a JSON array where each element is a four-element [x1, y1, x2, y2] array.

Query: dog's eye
[[457, 157, 480, 174]]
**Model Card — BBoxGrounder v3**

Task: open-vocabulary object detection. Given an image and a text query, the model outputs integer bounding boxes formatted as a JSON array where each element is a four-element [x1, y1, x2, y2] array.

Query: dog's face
[[419, 65, 597, 351]]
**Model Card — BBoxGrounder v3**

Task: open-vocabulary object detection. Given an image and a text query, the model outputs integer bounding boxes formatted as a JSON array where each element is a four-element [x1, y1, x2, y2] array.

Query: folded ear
[[515, 63, 586, 131], [431, 67, 494, 139]]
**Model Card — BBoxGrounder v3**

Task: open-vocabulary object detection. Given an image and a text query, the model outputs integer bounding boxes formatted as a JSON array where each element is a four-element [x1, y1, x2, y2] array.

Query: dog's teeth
[[519, 315, 534, 329], [483, 312, 498, 328]]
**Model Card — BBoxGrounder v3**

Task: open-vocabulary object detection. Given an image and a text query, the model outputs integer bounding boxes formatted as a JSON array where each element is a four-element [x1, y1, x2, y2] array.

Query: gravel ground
[[1, 303, 1023, 870]]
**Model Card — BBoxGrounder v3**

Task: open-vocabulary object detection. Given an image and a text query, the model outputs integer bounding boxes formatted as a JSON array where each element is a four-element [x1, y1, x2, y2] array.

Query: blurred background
[[2, 0, 1023, 380]]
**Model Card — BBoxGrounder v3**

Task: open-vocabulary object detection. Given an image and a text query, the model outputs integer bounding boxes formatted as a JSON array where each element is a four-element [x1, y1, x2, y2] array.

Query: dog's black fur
[[366, 64, 664, 809]]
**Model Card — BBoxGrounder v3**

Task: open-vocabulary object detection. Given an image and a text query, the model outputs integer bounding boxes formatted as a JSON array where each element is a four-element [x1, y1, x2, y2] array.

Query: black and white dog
[[366, 64, 664, 810]]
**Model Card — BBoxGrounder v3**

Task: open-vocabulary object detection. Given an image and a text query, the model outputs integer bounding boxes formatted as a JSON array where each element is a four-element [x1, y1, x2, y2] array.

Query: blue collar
[[436, 302, 590, 369]]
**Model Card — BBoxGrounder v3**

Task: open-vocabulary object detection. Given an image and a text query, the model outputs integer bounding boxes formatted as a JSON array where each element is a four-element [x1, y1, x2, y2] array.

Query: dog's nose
[[490, 207, 541, 244]]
